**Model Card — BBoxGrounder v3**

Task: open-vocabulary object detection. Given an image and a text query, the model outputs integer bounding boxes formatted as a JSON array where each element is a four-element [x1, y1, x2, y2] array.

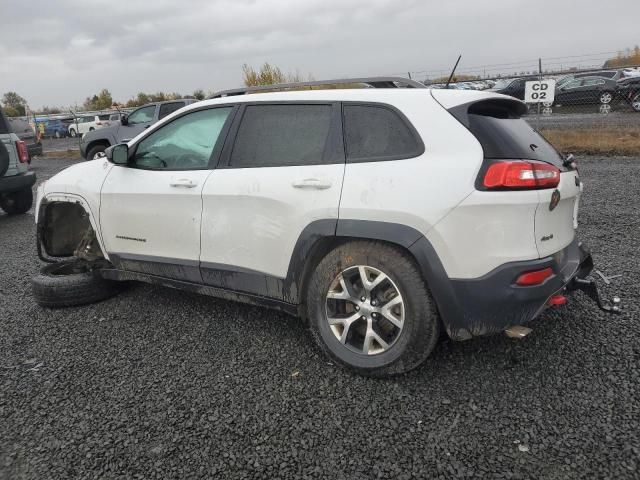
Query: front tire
[[305, 241, 440, 377], [0, 188, 33, 215], [599, 91, 613, 104], [32, 261, 123, 308], [631, 92, 640, 112], [86, 144, 107, 160], [69, 128, 77, 137]]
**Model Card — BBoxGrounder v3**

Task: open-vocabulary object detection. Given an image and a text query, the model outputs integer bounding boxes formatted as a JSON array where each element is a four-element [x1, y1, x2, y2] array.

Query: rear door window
[[342, 104, 423, 162], [229, 104, 333, 168], [98, 114, 110, 121]]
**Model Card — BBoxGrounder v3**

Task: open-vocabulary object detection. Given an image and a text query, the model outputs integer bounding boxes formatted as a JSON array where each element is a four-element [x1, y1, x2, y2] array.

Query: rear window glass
[[230, 104, 332, 168], [343, 104, 422, 161], [465, 103, 563, 167]]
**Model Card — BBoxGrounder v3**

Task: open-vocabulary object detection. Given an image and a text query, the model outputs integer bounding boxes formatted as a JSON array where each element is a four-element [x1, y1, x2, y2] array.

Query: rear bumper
[[437, 238, 594, 340], [28, 142, 43, 158], [0, 171, 36, 194]]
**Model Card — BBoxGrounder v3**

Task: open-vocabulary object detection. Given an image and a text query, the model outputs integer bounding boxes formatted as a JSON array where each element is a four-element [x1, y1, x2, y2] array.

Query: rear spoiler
[[444, 98, 527, 129]]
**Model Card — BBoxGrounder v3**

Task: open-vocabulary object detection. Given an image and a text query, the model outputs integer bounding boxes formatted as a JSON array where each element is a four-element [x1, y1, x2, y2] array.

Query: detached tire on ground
[[0, 188, 33, 215], [32, 262, 122, 308], [306, 241, 440, 377]]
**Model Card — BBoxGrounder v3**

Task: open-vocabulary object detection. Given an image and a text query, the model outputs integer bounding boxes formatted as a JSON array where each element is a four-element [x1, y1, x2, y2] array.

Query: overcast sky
[[1, 0, 638, 109]]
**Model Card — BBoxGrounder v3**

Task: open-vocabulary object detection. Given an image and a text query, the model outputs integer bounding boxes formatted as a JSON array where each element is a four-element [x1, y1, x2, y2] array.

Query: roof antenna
[[445, 55, 462, 89]]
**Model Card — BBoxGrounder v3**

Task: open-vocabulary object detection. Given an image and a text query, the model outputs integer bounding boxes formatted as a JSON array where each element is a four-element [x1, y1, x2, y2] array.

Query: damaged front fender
[[37, 196, 108, 263]]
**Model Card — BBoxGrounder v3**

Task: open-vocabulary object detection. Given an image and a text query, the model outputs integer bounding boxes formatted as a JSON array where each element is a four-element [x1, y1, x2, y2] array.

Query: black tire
[[0, 141, 8, 177], [305, 241, 440, 377], [69, 128, 77, 138], [0, 187, 33, 215], [32, 262, 123, 308], [89, 127, 95, 131], [86, 144, 107, 161], [631, 92, 640, 112]]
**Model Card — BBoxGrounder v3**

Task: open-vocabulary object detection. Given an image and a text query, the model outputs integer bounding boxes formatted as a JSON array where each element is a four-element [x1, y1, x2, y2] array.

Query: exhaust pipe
[[504, 326, 532, 339]]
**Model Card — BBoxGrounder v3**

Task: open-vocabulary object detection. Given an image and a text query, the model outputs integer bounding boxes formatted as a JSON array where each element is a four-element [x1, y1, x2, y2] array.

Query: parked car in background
[[68, 114, 114, 137], [35, 118, 70, 138], [490, 77, 528, 100], [0, 107, 36, 214], [617, 76, 640, 112], [80, 99, 197, 160], [554, 76, 618, 106], [8, 117, 42, 162]]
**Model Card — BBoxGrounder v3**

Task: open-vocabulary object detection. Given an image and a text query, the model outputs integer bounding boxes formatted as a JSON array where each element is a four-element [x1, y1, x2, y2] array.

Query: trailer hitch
[[569, 277, 622, 314]]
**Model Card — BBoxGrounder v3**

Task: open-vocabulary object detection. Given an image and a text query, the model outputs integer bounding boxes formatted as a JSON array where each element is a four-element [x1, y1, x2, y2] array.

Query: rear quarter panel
[[339, 92, 482, 237]]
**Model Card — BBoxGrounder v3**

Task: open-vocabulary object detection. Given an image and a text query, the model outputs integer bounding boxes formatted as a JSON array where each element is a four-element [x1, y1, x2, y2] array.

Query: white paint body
[[37, 88, 580, 282]]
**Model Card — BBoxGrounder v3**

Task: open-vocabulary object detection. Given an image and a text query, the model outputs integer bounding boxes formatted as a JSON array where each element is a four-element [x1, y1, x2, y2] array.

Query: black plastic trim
[[99, 268, 298, 316], [0, 171, 36, 193], [109, 252, 202, 284]]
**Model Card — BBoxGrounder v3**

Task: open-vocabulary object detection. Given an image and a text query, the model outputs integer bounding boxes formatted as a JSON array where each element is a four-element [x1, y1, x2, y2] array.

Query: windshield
[[493, 79, 512, 89]]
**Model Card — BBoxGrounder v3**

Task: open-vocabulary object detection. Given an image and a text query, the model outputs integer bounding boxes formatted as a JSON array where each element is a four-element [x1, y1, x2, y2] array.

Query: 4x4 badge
[[549, 189, 561, 211]]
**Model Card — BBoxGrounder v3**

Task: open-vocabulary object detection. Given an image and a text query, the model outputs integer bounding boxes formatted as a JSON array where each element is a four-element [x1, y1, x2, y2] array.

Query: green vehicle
[[0, 106, 36, 215]]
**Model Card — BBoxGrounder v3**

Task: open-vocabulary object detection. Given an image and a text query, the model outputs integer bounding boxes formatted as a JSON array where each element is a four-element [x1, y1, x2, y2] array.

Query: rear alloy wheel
[[32, 261, 123, 308], [55, 130, 61, 139], [0, 188, 33, 215], [69, 128, 77, 137], [599, 91, 613, 104], [631, 93, 640, 112], [306, 241, 440, 377]]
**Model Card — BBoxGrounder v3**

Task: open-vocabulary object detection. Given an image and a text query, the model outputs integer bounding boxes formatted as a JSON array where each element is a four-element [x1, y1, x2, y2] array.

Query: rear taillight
[[483, 160, 560, 190], [516, 267, 553, 286], [15, 140, 29, 163]]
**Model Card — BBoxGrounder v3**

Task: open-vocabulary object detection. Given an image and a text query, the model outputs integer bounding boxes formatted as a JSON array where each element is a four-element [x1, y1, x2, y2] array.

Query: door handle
[[292, 178, 332, 190], [170, 178, 198, 188]]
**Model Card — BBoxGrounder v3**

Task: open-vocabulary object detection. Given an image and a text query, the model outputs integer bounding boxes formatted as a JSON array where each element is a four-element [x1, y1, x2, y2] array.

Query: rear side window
[[98, 114, 110, 121], [343, 104, 423, 162], [229, 104, 332, 168], [159, 102, 185, 120], [465, 101, 563, 167]]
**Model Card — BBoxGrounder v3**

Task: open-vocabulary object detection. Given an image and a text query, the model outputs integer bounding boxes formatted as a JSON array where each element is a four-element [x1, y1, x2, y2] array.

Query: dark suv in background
[[8, 117, 42, 163], [80, 99, 197, 160]]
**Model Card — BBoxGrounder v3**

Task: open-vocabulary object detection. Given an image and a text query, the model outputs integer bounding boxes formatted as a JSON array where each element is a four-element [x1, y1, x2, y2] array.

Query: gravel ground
[[1, 156, 639, 479]]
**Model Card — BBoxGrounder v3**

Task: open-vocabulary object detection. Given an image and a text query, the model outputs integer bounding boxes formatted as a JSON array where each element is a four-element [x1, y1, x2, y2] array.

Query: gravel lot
[[1, 156, 638, 479]]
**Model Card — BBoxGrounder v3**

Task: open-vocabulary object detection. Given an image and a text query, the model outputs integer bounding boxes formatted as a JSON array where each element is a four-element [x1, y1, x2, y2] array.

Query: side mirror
[[120, 115, 129, 126], [106, 143, 129, 165]]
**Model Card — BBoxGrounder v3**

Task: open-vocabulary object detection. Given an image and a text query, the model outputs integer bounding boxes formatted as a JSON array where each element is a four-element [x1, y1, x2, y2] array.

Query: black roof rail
[[208, 76, 426, 99]]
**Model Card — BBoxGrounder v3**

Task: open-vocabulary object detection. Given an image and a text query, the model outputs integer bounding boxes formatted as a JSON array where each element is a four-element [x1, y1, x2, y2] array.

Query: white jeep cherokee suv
[[32, 78, 618, 376]]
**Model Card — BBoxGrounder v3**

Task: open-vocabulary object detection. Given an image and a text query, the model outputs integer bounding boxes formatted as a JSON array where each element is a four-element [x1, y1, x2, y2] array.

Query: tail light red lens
[[516, 267, 553, 286], [483, 160, 560, 189], [15, 140, 29, 163]]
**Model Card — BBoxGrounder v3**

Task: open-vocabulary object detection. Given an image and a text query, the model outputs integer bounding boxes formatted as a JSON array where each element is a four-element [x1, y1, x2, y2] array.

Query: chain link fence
[[9, 60, 640, 158], [424, 63, 640, 156]]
